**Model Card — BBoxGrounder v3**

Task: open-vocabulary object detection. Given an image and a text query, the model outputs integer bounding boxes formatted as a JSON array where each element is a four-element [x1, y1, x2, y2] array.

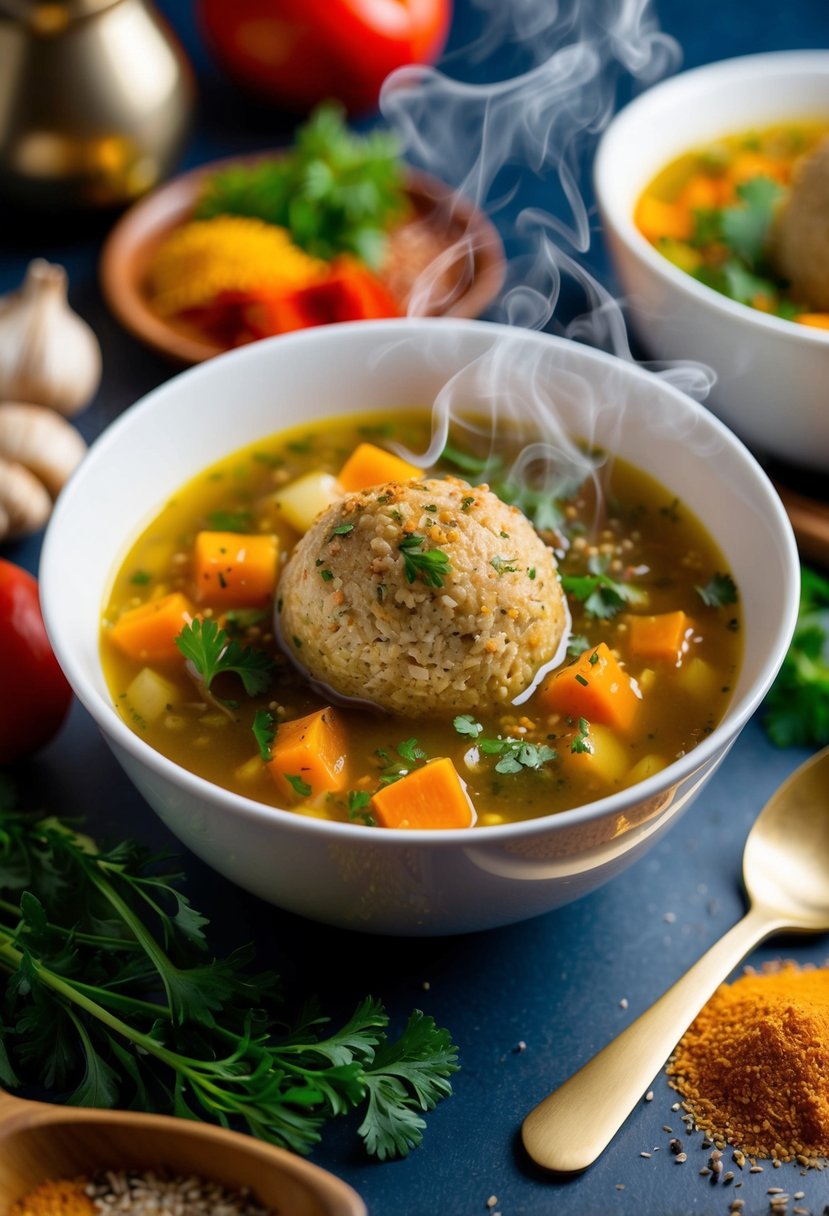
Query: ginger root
[[0, 402, 87, 540]]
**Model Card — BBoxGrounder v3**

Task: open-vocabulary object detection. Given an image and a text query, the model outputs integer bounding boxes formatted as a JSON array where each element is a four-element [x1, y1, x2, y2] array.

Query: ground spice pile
[[10, 1170, 272, 1216], [667, 963, 829, 1162]]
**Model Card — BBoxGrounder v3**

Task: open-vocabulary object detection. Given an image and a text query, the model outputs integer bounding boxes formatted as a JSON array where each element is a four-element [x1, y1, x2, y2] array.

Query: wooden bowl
[[100, 154, 506, 365], [0, 1090, 365, 1216]]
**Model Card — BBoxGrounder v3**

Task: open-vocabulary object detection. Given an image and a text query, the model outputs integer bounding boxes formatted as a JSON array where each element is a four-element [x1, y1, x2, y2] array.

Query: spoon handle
[[521, 903, 780, 1173]]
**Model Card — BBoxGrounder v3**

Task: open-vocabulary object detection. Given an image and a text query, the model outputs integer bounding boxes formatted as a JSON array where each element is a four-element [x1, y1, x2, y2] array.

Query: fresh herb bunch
[[0, 783, 458, 1158], [194, 104, 407, 268], [764, 565, 829, 748]]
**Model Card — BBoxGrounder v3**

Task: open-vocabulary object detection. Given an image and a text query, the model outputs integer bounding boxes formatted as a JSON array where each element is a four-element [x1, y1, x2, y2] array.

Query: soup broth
[[101, 411, 742, 828], [635, 119, 829, 324]]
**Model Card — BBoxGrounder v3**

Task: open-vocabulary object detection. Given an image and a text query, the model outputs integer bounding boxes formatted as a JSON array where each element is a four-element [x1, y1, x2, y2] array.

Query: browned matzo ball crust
[[277, 477, 568, 716], [773, 135, 829, 311]]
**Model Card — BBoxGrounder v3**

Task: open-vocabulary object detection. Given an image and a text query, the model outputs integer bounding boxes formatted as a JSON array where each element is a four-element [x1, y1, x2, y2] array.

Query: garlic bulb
[[0, 402, 87, 540], [0, 259, 102, 416]]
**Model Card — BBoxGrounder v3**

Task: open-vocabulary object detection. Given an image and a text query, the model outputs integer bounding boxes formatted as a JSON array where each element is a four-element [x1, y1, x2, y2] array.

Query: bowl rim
[[40, 317, 801, 847], [594, 48, 829, 347]]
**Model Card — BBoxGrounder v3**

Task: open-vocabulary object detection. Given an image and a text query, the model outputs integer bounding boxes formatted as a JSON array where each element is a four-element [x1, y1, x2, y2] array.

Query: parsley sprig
[[561, 554, 646, 619], [0, 786, 458, 1158], [194, 103, 407, 269], [398, 535, 451, 588], [176, 619, 275, 697], [764, 565, 829, 748]]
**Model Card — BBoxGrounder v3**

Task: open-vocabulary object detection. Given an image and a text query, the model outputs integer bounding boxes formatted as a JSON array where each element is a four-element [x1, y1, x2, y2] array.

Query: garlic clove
[[0, 259, 102, 416], [0, 402, 87, 498], [0, 456, 53, 540]]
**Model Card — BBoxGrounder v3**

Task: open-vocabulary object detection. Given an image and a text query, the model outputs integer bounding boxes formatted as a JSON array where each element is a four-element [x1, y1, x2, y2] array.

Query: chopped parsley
[[561, 554, 646, 619], [490, 555, 517, 575], [696, 572, 738, 608], [330, 523, 354, 540], [207, 509, 254, 533], [129, 570, 152, 585], [176, 619, 275, 696], [398, 534, 451, 588], [478, 737, 557, 775], [571, 717, 594, 755], [453, 714, 483, 738], [347, 789, 375, 825], [284, 774, 312, 797], [252, 709, 276, 760], [377, 739, 429, 785]]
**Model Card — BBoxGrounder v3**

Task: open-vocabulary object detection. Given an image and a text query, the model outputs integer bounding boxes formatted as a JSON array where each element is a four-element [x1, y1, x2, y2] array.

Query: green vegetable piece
[[695, 572, 738, 608]]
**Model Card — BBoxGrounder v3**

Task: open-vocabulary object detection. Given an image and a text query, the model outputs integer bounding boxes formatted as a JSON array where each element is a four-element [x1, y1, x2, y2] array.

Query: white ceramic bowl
[[594, 50, 829, 473], [40, 319, 799, 936]]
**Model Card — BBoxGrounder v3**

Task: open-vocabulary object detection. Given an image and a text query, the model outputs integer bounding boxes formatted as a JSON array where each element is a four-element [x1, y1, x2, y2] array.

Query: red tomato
[[197, 0, 452, 115], [0, 559, 72, 764]]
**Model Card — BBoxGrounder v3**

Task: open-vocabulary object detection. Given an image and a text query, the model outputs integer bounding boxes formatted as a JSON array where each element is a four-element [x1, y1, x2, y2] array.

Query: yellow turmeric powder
[[668, 963, 829, 1162], [9, 1176, 94, 1216], [147, 215, 326, 316]]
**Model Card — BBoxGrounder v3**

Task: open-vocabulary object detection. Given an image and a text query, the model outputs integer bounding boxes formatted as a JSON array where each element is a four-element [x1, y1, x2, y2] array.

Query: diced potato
[[677, 656, 717, 700], [562, 723, 630, 786], [126, 667, 180, 723], [273, 471, 341, 533], [626, 754, 668, 786]]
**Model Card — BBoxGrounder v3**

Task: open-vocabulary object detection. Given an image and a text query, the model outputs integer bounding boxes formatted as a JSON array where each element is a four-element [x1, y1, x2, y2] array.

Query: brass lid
[[0, 0, 122, 31]]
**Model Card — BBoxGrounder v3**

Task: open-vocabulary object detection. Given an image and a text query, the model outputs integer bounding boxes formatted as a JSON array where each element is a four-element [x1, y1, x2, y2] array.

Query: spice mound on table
[[667, 962, 829, 1163]]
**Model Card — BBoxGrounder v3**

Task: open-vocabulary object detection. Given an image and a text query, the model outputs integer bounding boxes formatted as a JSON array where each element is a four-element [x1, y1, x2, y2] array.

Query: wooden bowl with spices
[[100, 109, 505, 365], [0, 1089, 365, 1216]]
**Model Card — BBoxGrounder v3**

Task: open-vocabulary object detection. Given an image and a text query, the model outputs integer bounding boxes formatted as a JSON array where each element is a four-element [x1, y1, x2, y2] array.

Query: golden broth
[[635, 119, 829, 323], [101, 411, 742, 828]]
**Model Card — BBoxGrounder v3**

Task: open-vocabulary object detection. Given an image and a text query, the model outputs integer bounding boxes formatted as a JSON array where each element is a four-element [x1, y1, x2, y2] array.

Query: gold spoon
[[522, 745, 829, 1174], [0, 1089, 365, 1215]]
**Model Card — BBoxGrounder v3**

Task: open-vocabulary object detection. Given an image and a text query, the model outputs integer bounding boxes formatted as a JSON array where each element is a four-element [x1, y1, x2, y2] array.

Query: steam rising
[[380, 0, 713, 404]]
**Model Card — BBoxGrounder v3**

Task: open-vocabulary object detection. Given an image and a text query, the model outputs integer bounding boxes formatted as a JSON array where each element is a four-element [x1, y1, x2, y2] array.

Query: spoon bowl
[[522, 746, 829, 1173], [0, 1090, 365, 1216]]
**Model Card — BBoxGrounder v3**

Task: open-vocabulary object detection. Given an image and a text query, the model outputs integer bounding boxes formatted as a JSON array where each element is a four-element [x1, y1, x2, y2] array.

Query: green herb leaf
[[571, 717, 594, 755], [490, 555, 517, 575], [194, 103, 406, 268], [347, 790, 375, 826], [720, 176, 785, 265], [284, 774, 312, 798], [206, 510, 254, 533], [453, 715, 483, 738], [439, 443, 502, 477], [252, 709, 276, 761], [478, 737, 557, 774], [696, 572, 738, 608], [398, 535, 451, 588], [176, 619, 275, 697], [561, 554, 646, 619], [764, 565, 829, 747]]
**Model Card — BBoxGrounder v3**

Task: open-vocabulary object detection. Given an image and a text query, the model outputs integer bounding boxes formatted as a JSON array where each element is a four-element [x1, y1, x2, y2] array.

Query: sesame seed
[[486, 1197, 498, 1209], [640, 1151, 652, 1159], [644, 1090, 654, 1102]]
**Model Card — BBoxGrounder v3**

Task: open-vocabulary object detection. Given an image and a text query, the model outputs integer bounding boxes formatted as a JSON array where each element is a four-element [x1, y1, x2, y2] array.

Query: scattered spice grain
[[9, 1178, 94, 1216], [668, 964, 829, 1162], [11, 1171, 273, 1216]]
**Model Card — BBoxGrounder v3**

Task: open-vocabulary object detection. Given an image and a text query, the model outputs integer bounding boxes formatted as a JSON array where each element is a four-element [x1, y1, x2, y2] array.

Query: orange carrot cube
[[109, 592, 195, 663], [337, 442, 422, 493], [634, 195, 693, 243], [796, 313, 829, 330], [193, 531, 278, 607], [536, 641, 639, 731], [626, 611, 693, 664], [371, 757, 476, 830], [267, 707, 348, 800]]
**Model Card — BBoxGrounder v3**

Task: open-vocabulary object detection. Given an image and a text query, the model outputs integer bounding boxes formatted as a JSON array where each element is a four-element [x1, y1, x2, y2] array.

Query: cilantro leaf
[[478, 737, 557, 774], [398, 535, 451, 588], [720, 176, 785, 265], [176, 618, 275, 697], [439, 443, 502, 477], [696, 572, 738, 608], [561, 554, 646, 619], [453, 714, 483, 738], [347, 790, 375, 825]]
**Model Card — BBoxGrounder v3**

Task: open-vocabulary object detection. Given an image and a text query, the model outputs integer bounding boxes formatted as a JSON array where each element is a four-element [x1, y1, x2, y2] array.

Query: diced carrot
[[796, 313, 829, 330], [109, 592, 195, 663], [634, 195, 693, 243], [267, 707, 348, 800], [676, 175, 723, 212], [337, 442, 422, 493], [193, 531, 278, 607], [536, 641, 640, 731], [626, 611, 693, 664], [729, 152, 787, 185], [371, 757, 476, 830]]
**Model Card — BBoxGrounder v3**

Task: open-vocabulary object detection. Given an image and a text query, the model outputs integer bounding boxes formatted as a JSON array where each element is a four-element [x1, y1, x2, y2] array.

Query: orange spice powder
[[667, 963, 829, 1162], [9, 1177, 94, 1216]]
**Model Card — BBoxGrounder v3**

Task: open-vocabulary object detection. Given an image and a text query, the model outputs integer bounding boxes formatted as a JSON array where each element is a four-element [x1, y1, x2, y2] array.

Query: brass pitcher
[[0, 0, 195, 209]]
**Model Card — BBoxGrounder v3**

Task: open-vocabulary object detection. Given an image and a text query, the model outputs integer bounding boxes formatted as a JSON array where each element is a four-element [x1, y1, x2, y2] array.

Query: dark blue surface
[[2, 2, 829, 1214]]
